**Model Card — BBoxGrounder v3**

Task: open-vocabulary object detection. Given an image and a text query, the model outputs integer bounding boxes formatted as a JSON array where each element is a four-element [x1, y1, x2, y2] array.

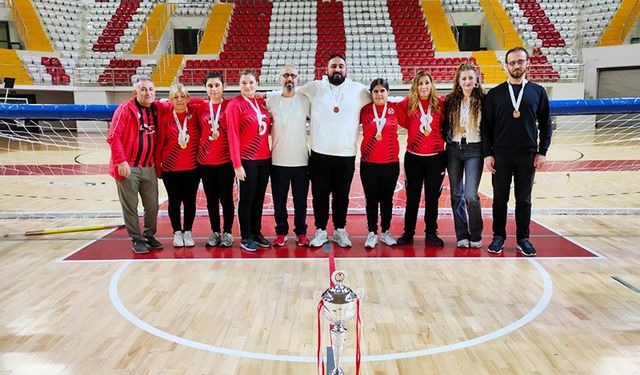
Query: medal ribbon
[[243, 96, 267, 135], [508, 78, 528, 115], [418, 100, 432, 134], [373, 102, 387, 138], [173, 110, 189, 148], [208, 100, 222, 137]]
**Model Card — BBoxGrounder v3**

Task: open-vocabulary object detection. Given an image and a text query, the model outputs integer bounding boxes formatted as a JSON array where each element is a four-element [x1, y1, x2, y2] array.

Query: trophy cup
[[321, 270, 358, 375]]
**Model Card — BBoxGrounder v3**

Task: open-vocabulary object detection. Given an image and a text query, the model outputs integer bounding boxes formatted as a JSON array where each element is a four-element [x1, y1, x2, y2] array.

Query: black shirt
[[481, 81, 552, 157]]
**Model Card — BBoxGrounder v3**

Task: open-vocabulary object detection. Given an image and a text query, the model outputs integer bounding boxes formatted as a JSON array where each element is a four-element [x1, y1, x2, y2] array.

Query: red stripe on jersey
[[398, 97, 445, 155], [195, 99, 231, 165], [359, 102, 403, 164], [157, 110, 200, 172], [226, 95, 271, 168], [128, 101, 157, 167]]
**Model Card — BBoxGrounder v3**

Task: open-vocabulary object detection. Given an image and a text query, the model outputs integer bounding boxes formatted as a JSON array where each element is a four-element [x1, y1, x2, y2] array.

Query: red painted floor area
[[64, 215, 597, 261]]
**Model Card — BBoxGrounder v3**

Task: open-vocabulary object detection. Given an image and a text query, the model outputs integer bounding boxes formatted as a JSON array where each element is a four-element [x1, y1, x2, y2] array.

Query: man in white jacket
[[297, 54, 371, 248]]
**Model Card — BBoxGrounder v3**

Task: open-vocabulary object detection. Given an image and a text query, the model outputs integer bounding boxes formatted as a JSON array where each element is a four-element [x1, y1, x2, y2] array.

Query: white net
[[0, 103, 639, 224]]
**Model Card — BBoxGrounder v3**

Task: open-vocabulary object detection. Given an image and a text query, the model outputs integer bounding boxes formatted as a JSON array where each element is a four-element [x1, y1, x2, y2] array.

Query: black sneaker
[[144, 235, 163, 249], [517, 238, 537, 257], [394, 233, 414, 246], [425, 233, 444, 247], [487, 236, 505, 254], [253, 234, 272, 248], [132, 240, 149, 254]]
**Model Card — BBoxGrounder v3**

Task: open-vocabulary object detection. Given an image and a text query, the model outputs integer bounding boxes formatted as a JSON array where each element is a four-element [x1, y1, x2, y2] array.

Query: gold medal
[[375, 133, 382, 141], [179, 142, 187, 149], [333, 106, 340, 113], [513, 110, 520, 118]]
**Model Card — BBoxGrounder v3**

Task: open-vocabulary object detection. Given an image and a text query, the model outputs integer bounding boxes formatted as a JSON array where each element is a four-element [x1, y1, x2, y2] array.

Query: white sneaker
[[309, 229, 329, 247], [220, 232, 233, 247], [457, 239, 470, 248], [333, 228, 352, 248], [183, 231, 195, 247], [469, 240, 482, 248], [173, 231, 184, 247], [364, 232, 378, 248], [380, 230, 397, 246], [206, 232, 221, 247]]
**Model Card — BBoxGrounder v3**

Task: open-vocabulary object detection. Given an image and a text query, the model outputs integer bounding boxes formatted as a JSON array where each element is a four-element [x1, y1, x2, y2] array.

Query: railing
[[481, 0, 507, 48], [621, 0, 640, 42], [0, 62, 586, 88], [140, 3, 174, 54], [440, 0, 460, 47], [6, 0, 28, 49]]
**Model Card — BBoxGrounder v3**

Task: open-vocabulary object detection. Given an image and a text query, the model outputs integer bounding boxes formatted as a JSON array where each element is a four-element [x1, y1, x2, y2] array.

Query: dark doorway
[[455, 25, 481, 51], [174, 29, 199, 54]]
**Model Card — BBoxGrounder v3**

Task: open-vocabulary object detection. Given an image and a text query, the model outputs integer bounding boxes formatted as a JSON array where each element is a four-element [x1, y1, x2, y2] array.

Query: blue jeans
[[447, 142, 483, 242]]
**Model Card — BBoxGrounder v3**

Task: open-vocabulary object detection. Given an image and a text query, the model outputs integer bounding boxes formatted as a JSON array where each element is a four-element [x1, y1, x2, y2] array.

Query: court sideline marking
[[109, 259, 553, 362]]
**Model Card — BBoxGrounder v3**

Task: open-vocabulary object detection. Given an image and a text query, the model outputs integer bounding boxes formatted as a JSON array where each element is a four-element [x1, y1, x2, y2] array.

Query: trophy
[[321, 270, 358, 375]]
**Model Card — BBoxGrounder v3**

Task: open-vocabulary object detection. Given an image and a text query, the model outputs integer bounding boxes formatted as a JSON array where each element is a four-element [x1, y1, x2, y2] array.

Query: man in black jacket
[[481, 47, 552, 257]]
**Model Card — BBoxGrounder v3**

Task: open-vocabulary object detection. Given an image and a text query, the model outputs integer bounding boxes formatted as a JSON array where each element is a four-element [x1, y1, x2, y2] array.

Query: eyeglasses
[[281, 73, 298, 79], [507, 59, 527, 67]]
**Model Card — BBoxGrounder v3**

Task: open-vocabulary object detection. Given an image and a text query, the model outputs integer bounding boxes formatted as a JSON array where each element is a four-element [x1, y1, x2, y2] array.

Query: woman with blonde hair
[[396, 71, 447, 246], [156, 83, 200, 247], [443, 62, 486, 248]]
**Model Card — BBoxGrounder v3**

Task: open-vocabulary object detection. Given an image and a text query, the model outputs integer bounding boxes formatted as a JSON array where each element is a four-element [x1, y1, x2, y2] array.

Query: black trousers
[[491, 152, 536, 240], [238, 159, 271, 239], [162, 169, 200, 232], [402, 151, 447, 236], [271, 165, 309, 235], [309, 151, 355, 230], [360, 161, 400, 233], [200, 163, 235, 234]]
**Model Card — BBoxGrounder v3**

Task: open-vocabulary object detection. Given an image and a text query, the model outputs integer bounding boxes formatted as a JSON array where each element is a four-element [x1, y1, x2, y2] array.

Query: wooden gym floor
[[0, 131, 639, 375]]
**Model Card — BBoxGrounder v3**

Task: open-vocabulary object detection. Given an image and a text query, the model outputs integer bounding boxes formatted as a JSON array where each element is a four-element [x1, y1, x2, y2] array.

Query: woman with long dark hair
[[226, 70, 272, 252], [196, 71, 235, 248], [443, 62, 486, 248]]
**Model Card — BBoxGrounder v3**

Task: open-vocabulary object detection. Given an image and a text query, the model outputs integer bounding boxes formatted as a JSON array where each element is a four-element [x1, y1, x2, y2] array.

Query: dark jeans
[[271, 165, 309, 235], [238, 159, 271, 239], [447, 142, 483, 242], [491, 152, 536, 240], [200, 163, 235, 234], [360, 161, 400, 233], [403, 151, 447, 236], [162, 169, 200, 232], [309, 151, 355, 230]]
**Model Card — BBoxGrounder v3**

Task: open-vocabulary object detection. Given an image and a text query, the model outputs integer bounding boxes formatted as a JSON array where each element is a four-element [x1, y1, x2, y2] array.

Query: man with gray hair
[[266, 65, 311, 247], [107, 75, 163, 254]]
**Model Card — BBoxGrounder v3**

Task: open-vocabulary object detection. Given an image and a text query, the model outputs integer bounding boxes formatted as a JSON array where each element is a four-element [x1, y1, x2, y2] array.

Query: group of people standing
[[107, 47, 551, 257]]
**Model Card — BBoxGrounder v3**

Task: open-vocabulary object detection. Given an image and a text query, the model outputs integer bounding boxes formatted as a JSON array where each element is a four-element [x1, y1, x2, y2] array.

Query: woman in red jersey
[[156, 83, 200, 248], [395, 71, 447, 247], [226, 70, 272, 252], [196, 71, 235, 248], [359, 78, 406, 248]]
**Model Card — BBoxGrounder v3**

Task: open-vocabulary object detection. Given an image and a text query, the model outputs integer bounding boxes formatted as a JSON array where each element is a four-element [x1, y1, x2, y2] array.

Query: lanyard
[[208, 99, 222, 140], [243, 96, 267, 135], [173, 110, 189, 149], [418, 100, 432, 135], [508, 78, 528, 118], [372, 102, 387, 139]]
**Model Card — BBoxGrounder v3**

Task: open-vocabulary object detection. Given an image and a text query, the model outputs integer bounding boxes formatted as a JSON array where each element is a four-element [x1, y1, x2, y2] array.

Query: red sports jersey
[[226, 95, 272, 168], [128, 100, 157, 168], [156, 108, 200, 173], [398, 96, 445, 155], [359, 102, 405, 164], [194, 99, 231, 165]]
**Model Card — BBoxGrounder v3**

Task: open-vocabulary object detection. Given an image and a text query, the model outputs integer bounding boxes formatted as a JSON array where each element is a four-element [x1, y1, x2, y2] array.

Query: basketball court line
[[108, 258, 553, 362]]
